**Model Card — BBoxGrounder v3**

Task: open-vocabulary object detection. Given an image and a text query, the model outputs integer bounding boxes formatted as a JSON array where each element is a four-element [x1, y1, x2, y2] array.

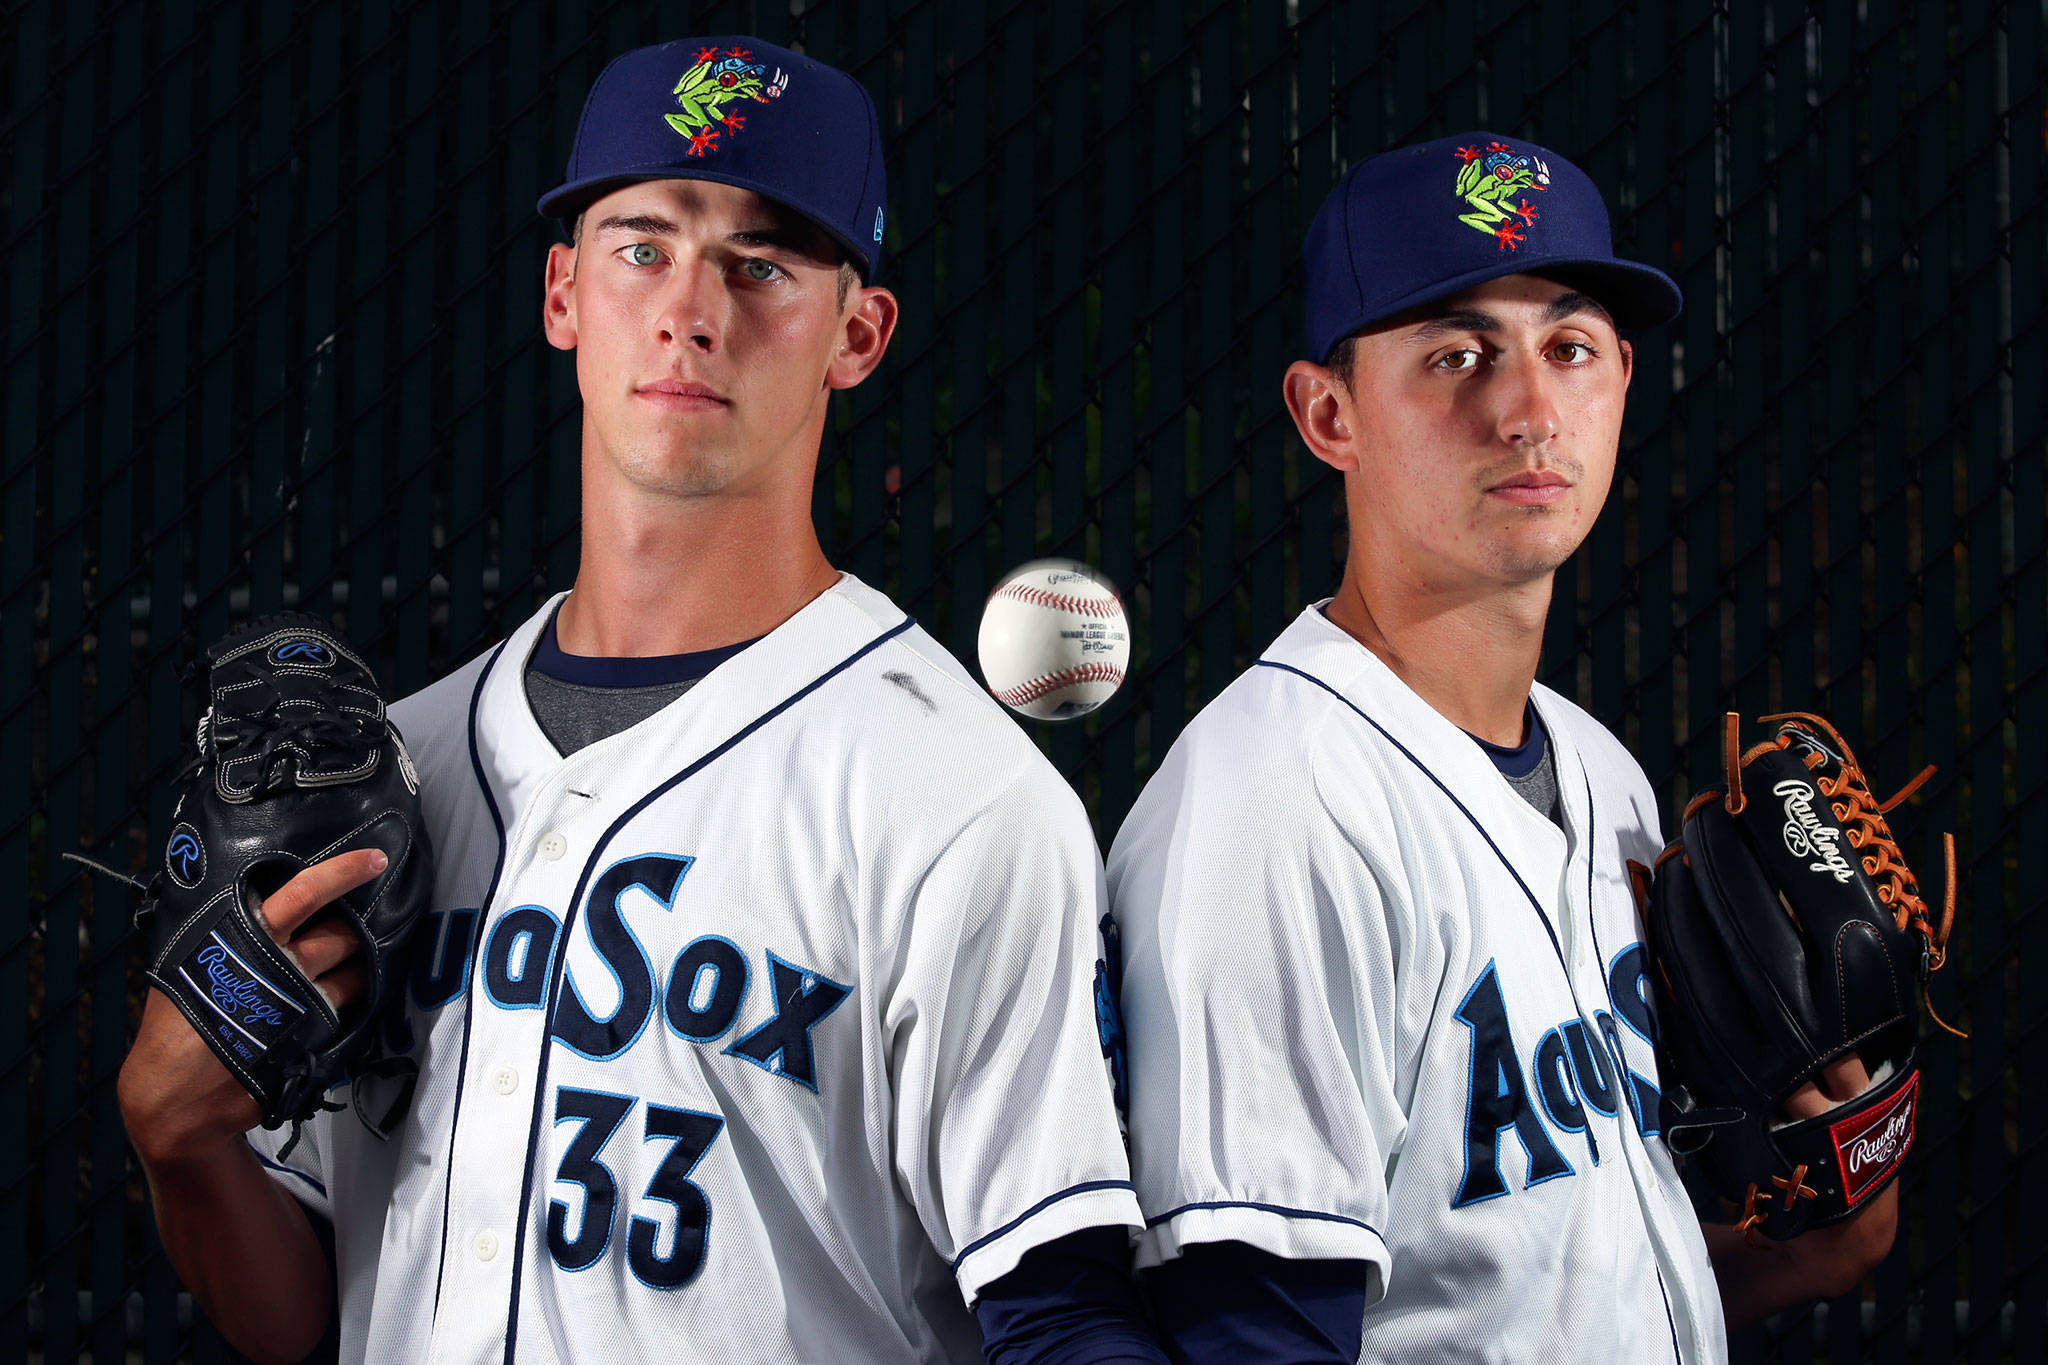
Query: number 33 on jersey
[[250, 579, 1141, 1364]]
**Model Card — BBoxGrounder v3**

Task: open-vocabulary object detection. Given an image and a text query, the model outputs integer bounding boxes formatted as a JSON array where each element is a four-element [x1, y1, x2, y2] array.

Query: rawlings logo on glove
[[140, 613, 434, 1152], [1832, 1079, 1917, 1207], [1774, 780, 1857, 881], [1638, 711, 1961, 1243]]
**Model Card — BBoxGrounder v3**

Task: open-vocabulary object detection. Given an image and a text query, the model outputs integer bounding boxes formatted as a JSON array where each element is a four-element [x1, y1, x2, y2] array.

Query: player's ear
[[543, 242, 578, 352], [1618, 336, 1634, 390], [826, 285, 897, 392], [1283, 359, 1360, 472]]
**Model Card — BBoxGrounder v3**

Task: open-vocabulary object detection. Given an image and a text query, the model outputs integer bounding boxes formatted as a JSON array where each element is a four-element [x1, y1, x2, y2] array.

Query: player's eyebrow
[[1402, 292, 1616, 344], [1404, 309, 1504, 344], [1540, 291, 1616, 329], [727, 225, 800, 249], [727, 224, 836, 265], [590, 213, 681, 239]]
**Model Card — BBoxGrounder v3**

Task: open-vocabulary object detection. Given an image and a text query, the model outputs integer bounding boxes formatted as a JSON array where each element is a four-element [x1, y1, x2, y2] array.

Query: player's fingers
[[315, 958, 370, 1015], [1781, 1054, 1875, 1121], [287, 910, 365, 980], [255, 848, 389, 942], [1815, 1053, 1871, 1103], [1780, 1079, 1829, 1121]]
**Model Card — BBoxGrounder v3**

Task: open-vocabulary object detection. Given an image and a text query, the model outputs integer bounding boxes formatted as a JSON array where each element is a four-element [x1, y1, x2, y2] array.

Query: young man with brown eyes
[[1108, 133, 1898, 1362]]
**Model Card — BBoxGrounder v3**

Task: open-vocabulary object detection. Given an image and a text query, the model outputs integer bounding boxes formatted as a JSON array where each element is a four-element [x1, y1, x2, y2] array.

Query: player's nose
[[653, 256, 724, 353], [1496, 355, 1561, 448]]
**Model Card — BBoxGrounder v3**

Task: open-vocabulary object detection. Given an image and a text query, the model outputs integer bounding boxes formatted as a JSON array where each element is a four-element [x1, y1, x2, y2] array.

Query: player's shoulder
[[1164, 605, 1411, 781], [802, 576, 1090, 824], [384, 634, 506, 791], [1115, 607, 1396, 853]]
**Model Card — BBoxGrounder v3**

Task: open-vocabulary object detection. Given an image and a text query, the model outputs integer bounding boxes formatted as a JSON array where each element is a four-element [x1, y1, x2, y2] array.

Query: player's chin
[[613, 444, 741, 499], [1479, 523, 1587, 581]]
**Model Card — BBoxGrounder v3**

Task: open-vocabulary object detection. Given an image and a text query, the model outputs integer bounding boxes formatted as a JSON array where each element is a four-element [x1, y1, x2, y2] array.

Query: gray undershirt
[[527, 650, 1566, 821], [1506, 743, 1563, 828], [523, 669, 700, 756]]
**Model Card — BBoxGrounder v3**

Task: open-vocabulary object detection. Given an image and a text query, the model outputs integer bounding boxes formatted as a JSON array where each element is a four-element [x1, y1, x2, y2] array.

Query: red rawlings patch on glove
[[1831, 1069, 1917, 1207]]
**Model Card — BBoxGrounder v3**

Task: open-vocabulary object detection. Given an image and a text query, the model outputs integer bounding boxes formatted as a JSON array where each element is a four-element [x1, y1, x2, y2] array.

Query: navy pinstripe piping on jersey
[[502, 615, 915, 1365], [1580, 768, 1612, 998], [1143, 1199, 1384, 1239], [1253, 661, 1568, 968], [247, 1135, 328, 1199], [430, 638, 516, 1322], [1619, 756, 1684, 1365], [949, 1179, 1139, 1272], [1653, 1262, 1682, 1361], [1260, 667, 1684, 1352]]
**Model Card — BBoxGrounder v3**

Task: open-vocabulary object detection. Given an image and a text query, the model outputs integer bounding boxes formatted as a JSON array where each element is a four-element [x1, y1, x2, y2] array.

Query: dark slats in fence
[[7, 2, 2042, 1359]]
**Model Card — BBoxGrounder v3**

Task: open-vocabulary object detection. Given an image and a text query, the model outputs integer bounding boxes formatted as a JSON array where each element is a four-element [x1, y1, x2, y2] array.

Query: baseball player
[[118, 38, 1169, 1363], [1107, 134, 1898, 1361]]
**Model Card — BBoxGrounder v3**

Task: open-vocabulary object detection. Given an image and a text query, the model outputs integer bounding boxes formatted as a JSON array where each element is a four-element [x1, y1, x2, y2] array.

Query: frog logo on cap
[[666, 46, 790, 158], [1453, 141, 1551, 251]]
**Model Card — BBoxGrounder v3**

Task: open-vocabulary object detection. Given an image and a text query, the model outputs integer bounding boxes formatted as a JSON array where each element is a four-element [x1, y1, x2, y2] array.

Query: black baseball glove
[[142, 612, 433, 1150], [1638, 712, 1959, 1243]]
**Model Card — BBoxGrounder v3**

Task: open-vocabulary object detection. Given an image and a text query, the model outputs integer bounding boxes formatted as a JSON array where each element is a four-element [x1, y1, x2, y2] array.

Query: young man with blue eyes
[[121, 37, 1166, 1363], [1108, 133, 1899, 1361]]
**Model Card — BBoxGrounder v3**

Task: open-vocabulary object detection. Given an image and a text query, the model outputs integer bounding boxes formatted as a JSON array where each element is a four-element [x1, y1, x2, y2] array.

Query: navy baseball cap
[[538, 37, 888, 281], [1303, 132, 1681, 361]]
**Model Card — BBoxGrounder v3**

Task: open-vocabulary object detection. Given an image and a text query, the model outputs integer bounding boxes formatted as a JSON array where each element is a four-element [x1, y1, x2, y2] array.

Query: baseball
[[977, 559, 1131, 721]]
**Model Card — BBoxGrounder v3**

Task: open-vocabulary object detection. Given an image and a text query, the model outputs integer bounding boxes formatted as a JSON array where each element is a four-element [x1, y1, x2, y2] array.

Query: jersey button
[[490, 1064, 518, 1096], [538, 832, 567, 862], [473, 1230, 499, 1262]]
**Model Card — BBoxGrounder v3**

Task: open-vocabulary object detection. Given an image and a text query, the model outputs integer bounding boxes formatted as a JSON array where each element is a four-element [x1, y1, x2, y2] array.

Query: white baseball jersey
[[1108, 605, 1726, 1362], [249, 574, 1140, 1364]]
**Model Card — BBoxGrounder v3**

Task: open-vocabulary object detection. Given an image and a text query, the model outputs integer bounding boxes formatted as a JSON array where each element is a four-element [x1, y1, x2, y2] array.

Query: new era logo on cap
[[538, 36, 889, 282], [1302, 131, 1681, 362]]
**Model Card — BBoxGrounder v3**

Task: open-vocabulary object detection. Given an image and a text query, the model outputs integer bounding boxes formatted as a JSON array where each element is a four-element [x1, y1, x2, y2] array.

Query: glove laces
[[252, 710, 369, 783], [211, 705, 374, 793], [1729, 712, 1965, 1039], [1734, 1164, 1820, 1247]]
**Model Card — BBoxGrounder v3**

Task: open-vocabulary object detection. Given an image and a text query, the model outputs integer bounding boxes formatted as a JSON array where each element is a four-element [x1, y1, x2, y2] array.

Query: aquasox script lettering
[[386, 851, 857, 1287], [196, 944, 287, 1028], [401, 852, 854, 1089], [1452, 944, 1664, 1208], [1774, 779, 1857, 883]]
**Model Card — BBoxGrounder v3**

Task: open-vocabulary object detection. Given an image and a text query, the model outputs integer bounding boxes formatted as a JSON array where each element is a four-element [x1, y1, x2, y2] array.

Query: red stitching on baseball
[[993, 663, 1125, 706], [992, 583, 1123, 619]]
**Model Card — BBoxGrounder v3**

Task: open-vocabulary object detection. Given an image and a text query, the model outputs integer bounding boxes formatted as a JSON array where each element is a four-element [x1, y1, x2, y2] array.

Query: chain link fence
[[6, 0, 2044, 1359]]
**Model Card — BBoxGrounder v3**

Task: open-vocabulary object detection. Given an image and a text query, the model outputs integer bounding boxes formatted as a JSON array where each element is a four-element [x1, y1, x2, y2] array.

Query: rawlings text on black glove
[[1639, 712, 1958, 1242], [143, 613, 433, 1148]]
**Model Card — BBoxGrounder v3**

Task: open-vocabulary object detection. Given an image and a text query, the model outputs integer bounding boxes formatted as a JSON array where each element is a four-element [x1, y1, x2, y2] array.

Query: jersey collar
[[472, 574, 911, 808]]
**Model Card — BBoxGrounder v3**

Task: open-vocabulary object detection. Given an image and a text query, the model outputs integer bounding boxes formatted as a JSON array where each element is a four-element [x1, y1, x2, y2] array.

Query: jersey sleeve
[[880, 767, 1143, 1307], [244, 1116, 334, 1219], [1108, 716, 1405, 1301]]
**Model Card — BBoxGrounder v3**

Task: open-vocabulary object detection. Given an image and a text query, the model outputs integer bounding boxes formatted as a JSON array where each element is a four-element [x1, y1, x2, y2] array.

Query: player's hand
[[1773, 1052, 1900, 1288], [118, 849, 386, 1167]]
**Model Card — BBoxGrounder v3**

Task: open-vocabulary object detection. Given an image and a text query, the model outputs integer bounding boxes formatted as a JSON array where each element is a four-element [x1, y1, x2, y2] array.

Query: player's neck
[[561, 470, 838, 658], [1324, 561, 1549, 747]]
